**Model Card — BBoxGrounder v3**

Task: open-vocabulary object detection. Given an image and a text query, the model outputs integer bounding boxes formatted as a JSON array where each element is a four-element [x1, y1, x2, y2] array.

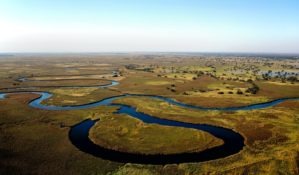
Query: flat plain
[[0, 53, 299, 175]]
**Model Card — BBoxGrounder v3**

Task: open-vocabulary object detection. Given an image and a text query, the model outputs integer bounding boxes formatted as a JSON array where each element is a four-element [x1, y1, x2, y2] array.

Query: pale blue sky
[[0, 0, 298, 53]]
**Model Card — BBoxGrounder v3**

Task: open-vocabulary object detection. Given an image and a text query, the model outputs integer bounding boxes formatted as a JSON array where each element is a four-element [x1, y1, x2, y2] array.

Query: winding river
[[0, 77, 298, 164]]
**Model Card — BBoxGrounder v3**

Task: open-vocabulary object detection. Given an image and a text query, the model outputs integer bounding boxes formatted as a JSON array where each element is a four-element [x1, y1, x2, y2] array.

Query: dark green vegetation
[[0, 54, 299, 174]]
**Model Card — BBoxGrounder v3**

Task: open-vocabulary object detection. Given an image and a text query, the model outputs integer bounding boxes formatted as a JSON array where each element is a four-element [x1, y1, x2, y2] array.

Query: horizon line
[[1, 51, 299, 56]]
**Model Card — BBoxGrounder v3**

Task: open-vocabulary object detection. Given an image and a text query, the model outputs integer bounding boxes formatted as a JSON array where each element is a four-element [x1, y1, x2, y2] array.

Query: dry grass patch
[[51, 88, 98, 97], [145, 81, 171, 85]]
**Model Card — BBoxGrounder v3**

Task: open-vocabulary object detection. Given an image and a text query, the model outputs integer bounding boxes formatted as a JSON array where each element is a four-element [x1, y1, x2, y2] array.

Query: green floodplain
[[0, 54, 299, 174]]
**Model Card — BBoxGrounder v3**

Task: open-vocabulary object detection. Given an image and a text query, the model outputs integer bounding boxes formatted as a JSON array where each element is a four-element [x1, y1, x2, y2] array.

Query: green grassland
[[44, 87, 121, 106], [114, 97, 299, 174], [0, 55, 299, 175], [0, 94, 123, 175], [90, 114, 223, 155]]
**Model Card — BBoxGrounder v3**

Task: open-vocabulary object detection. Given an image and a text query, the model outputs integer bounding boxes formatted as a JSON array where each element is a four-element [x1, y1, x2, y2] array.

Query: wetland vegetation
[[0, 53, 299, 174]]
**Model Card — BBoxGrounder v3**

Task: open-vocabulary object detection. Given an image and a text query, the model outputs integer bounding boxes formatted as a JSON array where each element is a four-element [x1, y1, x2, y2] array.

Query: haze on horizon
[[0, 0, 298, 53]]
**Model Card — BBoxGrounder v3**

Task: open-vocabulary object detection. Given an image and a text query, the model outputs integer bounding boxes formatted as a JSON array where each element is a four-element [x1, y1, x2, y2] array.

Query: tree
[[287, 76, 297, 83], [237, 89, 243, 95]]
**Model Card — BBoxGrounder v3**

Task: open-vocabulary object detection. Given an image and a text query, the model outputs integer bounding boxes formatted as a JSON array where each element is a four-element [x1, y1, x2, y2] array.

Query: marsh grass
[[90, 114, 223, 155]]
